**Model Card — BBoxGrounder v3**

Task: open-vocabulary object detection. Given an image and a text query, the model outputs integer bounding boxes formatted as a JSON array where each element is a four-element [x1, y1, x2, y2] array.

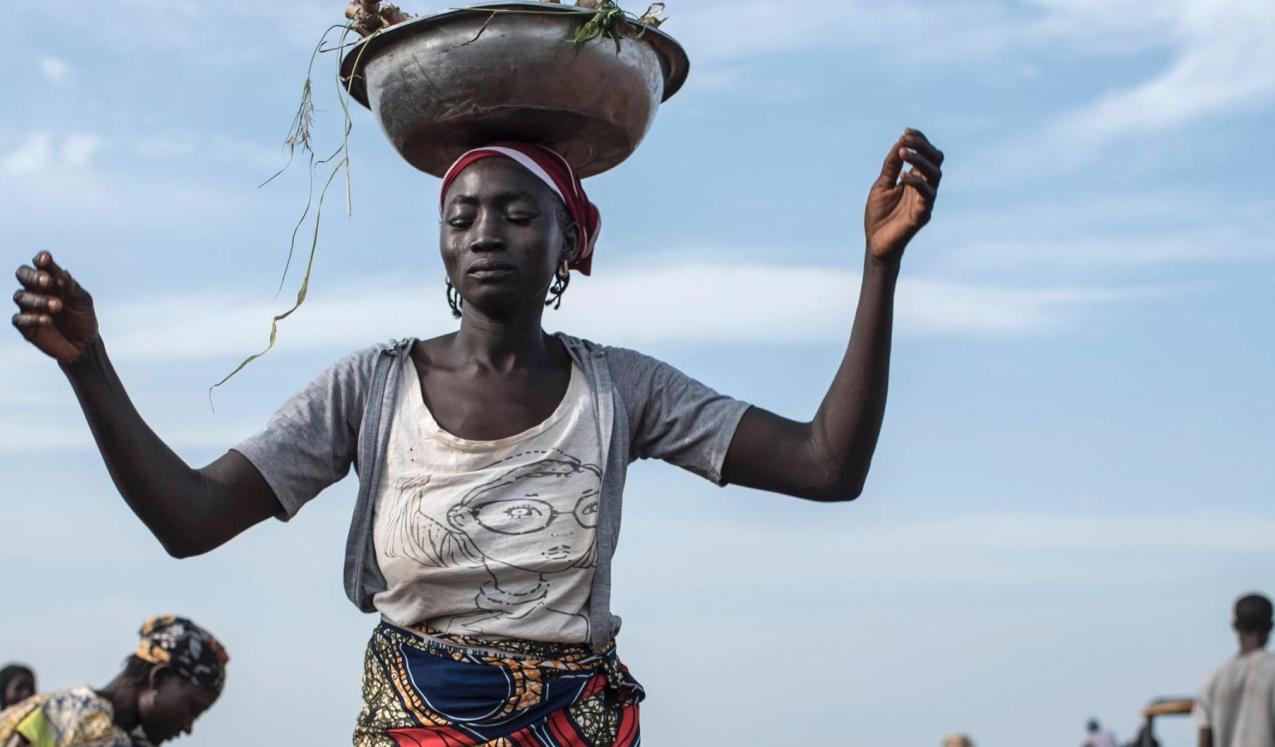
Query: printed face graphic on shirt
[[379, 450, 601, 638], [447, 458, 600, 574]]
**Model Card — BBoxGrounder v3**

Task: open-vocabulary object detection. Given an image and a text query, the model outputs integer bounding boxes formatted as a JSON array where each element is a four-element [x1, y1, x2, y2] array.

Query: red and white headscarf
[[439, 143, 600, 276]]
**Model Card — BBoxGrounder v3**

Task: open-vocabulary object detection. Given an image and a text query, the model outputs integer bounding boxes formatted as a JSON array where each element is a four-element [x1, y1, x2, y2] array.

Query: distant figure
[[1194, 593, 1275, 747], [0, 616, 227, 746], [1084, 717, 1118, 747], [1129, 723, 1161, 747], [943, 735, 976, 747], [0, 666, 35, 709]]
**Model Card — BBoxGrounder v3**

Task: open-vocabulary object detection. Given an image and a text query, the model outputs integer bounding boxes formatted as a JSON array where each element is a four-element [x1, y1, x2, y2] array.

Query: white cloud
[[1049, 0, 1275, 143], [963, 0, 1275, 179], [61, 133, 105, 168], [625, 506, 1275, 592], [565, 262, 1162, 342], [38, 55, 74, 84], [676, 0, 1275, 152], [850, 511, 1275, 556], [672, 0, 1029, 68], [955, 233, 1275, 269], [0, 261, 1162, 383], [133, 134, 198, 158], [1, 132, 54, 176], [127, 130, 282, 168], [39, 0, 345, 56], [1, 132, 106, 175], [0, 416, 260, 452]]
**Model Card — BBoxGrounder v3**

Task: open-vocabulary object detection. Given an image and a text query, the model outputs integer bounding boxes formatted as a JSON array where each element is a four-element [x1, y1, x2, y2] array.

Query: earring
[[445, 277, 463, 319], [545, 261, 570, 311]]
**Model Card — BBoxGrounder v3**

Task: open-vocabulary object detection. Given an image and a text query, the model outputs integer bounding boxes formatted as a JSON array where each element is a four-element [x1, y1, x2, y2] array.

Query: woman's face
[[138, 669, 218, 744], [2, 671, 35, 706], [440, 158, 577, 318]]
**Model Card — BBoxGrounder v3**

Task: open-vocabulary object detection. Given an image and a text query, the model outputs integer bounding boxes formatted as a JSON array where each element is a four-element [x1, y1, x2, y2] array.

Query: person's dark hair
[[119, 654, 159, 685], [1235, 593, 1274, 634], [1087, 718, 1100, 732], [0, 663, 35, 708]]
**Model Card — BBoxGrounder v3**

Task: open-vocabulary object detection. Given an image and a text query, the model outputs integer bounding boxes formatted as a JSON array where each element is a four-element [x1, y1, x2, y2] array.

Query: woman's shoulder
[[554, 334, 682, 399], [0, 686, 124, 742], [554, 333, 658, 367], [34, 685, 113, 716], [317, 338, 417, 381]]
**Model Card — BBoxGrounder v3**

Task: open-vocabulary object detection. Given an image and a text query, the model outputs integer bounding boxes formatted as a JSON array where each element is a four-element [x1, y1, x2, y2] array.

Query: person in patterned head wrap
[[0, 615, 227, 747]]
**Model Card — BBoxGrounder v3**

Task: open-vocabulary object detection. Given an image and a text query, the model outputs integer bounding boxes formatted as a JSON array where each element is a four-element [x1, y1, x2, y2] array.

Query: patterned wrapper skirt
[[354, 622, 644, 747]]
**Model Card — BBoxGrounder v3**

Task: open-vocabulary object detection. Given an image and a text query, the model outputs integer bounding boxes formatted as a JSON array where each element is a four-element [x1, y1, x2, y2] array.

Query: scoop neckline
[[407, 355, 581, 450]]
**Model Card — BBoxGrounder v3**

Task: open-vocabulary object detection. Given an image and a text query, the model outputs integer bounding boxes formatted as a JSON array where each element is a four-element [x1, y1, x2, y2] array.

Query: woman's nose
[[469, 211, 506, 252]]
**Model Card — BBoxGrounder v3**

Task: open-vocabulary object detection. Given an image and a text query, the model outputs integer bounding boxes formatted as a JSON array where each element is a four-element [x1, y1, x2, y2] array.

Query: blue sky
[[2, 1, 1273, 744]]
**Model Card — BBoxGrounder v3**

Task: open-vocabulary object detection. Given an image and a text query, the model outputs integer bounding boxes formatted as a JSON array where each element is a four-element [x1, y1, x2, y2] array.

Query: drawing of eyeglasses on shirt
[[460, 491, 600, 535]]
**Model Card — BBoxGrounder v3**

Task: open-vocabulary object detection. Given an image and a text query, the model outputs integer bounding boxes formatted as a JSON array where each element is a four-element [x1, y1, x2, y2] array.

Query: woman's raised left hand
[[864, 128, 943, 261]]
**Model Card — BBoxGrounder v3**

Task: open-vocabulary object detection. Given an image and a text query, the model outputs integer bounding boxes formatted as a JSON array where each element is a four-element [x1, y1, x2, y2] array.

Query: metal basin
[[340, 2, 690, 177]]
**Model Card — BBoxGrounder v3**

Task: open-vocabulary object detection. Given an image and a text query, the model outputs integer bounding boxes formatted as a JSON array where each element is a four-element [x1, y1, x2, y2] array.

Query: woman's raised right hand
[[12, 251, 100, 365]]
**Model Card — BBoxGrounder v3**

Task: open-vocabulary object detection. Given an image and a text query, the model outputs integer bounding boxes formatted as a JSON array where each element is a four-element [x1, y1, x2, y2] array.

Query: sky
[[1, 0, 1273, 744]]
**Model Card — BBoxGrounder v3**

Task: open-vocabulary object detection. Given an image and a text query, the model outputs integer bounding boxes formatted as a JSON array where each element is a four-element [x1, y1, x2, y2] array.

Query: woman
[[0, 666, 36, 710], [0, 616, 226, 746], [11, 131, 943, 744]]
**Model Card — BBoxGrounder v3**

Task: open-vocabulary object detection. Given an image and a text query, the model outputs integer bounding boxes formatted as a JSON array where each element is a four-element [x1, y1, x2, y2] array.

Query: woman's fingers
[[877, 135, 907, 186], [878, 129, 944, 190], [901, 149, 942, 187], [17, 253, 72, 293], [32, 251, 90, 305], [900, 171, 937, 204], [11, 312, 53, 331], [14, 290, 62, 313], [902, 129, 944, 166], [34, 251, 62, 274], [15, 265, 54, 292]]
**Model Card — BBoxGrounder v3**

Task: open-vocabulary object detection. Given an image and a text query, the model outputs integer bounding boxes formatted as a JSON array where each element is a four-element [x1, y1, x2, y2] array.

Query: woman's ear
[[147, 664, 171, 691], [561, 222, 580, 266]]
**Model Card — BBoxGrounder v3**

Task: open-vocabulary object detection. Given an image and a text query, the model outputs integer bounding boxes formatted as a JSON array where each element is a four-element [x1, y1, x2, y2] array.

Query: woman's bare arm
[[12, 252, 281, 556], [722, 129, 942, 502]]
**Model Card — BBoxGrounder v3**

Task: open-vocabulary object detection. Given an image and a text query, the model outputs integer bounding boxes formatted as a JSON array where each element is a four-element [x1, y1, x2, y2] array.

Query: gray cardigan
[[234, 334, 750, 651]]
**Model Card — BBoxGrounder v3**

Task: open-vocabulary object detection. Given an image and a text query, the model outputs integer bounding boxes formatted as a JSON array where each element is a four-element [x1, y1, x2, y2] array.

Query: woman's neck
[[97, 675, 140, 732], [453, 306, 553, 371]]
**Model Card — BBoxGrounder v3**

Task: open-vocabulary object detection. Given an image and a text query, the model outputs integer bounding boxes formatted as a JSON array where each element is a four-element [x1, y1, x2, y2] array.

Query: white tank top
[[371, 354, 602, 643]]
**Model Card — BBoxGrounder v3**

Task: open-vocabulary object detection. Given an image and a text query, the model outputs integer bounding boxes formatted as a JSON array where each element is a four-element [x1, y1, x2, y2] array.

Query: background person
[[1084, 717, 1118, 747], [0, 667, 34, 710], [0, 616, 226, 747], [1195, 593, 1275, 747]]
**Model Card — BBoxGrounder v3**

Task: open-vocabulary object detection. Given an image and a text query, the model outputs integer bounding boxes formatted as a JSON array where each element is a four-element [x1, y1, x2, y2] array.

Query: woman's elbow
[[811, 484, 863, 503], [159, 534, 202, 559], [156, 526, 218, 559], [801, 472, 865, 503]]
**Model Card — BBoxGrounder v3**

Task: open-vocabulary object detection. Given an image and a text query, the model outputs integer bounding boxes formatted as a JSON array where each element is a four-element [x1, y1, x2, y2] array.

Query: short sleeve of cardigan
[[231, 345, 380, 519], [605, 346, 751, 485]]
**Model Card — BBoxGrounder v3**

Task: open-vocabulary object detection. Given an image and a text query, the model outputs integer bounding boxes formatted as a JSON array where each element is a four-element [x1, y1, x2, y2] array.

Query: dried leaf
[[638, 2, 666, 26]]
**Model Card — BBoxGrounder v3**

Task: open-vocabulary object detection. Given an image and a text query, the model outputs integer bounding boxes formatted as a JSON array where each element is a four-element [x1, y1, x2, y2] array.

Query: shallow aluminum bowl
[[340, 2, 690, 177]]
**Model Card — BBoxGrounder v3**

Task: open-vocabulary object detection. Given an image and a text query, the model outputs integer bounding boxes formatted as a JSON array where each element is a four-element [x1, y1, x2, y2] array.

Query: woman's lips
[[466, 260, 515, 280]]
